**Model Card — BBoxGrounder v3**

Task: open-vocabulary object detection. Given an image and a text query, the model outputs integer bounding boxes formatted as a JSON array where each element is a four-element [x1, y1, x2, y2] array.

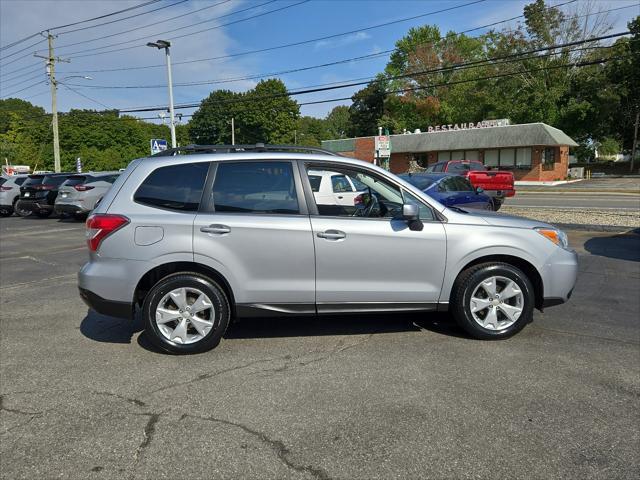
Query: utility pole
[[231, 117, 235, 145], [34, 32, 69, 173], [631, 110, 639, 174]]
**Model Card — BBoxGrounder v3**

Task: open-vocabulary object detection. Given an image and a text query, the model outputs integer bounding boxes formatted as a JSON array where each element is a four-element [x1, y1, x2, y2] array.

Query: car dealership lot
[[1, 216, 639, 479]]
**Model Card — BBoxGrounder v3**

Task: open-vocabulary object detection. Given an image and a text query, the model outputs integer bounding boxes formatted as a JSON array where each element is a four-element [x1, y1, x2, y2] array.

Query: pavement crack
[[0, 394, 42, 416], [182, 414, 331, 480], [93, 391, 147, 407], [128, 413, 161, 480], [145, 356, 288, 396]]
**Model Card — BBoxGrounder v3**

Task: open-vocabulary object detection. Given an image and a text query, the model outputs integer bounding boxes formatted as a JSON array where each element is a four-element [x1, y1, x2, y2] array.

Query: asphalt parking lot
[[1, 216, 639, 479]]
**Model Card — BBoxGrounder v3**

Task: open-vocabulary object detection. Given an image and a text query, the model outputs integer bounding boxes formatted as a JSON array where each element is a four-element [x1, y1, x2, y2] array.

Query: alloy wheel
[[155, 287, 215, 344], [469, 276, 524, 331]]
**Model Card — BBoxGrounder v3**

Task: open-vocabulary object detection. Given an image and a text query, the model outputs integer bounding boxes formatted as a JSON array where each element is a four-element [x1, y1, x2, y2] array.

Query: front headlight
[[535, 227, 569, 249]]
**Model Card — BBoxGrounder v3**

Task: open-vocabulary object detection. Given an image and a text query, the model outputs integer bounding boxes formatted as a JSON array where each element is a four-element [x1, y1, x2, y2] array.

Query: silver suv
[[78, 145, 578, 354], [55, 172, 120, 219]]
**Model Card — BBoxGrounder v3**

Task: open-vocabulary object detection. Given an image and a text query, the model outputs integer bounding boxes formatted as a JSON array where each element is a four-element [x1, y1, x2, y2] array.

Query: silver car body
[[0, 174, 29, 213], [78, 153, 578, 318], [55, 172, 119, 215]]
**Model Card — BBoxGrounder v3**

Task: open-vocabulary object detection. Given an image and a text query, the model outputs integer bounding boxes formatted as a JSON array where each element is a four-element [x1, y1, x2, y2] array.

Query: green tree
[[348, 79, 386, 137], [324, 105, 350, 138]]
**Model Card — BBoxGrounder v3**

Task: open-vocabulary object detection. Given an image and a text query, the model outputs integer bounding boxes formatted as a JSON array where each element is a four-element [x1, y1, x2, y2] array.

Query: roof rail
[[152, 143, 342, 157]]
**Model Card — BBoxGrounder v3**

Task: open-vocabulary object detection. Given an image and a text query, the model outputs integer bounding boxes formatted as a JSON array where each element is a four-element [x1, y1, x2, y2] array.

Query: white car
[[308, 169, 368, 215]]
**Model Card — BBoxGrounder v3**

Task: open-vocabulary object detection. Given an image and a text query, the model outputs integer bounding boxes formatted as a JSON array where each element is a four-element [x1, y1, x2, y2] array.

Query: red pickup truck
[[425, 160, 515, 210]]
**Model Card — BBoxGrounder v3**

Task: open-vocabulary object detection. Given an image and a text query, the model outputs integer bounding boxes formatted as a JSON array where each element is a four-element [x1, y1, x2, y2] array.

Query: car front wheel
[[142, 273, 230, 354], [451, 262, 534, 339]]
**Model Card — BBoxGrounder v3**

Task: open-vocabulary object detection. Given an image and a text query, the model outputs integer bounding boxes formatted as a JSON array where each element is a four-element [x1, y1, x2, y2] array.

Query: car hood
[[444, 207, 555, 230]]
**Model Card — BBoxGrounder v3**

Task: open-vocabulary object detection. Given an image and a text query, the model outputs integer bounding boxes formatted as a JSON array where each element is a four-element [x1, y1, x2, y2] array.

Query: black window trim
[[200, 159, 308, 216], [299, 160, 444, 223]]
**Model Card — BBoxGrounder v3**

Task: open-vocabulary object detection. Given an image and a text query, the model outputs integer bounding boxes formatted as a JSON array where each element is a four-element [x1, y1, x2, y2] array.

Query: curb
[[552, 223, 640, 234]]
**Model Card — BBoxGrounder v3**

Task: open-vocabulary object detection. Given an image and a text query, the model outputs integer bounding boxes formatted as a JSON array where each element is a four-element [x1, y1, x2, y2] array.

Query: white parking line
[[1, 227, 82, 239]]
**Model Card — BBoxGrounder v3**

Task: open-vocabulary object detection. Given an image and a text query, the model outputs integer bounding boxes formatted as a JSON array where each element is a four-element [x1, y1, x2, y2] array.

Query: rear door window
[[308, 175, 322, 192], [63, 175, 88, 186], [13, 177, 27, 186], [211, 161, 299, 214], [135, 162, 209, 212]]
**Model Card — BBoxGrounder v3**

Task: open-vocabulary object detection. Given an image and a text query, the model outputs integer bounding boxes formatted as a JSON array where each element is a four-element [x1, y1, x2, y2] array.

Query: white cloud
[[315, 31, 371, 50]]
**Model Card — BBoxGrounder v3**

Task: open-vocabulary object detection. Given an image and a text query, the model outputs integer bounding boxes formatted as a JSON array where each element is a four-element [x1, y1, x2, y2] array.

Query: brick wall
[[513, 146, 569, 181]]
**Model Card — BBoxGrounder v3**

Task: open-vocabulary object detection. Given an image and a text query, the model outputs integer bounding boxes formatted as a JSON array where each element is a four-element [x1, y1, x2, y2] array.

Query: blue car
[[399, 173, 493, 210]]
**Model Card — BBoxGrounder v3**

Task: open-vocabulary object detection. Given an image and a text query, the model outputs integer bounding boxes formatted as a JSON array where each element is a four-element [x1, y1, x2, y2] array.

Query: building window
[[415, 153, 429, 168], [437, 151, 450, 162], [464, 150, 479, 161], [450, 151, 464, 160], [542, 148, 556, 171], [484, 150, 499, 167], [516, 148, 532, 169], [500, 148, 516, 169]]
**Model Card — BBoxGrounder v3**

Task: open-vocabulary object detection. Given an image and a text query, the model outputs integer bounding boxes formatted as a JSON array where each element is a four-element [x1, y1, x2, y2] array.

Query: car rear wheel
[[451, 262, 534, 339], [142, 273, 230, 354], [0, 206, 13, 217], [491, 198, 503, 211], [14, 200, 31, 217]]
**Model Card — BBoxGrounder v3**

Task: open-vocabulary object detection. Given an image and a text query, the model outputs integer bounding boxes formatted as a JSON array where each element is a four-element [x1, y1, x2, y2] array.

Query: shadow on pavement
[[225, 311, 469, 340], [80, 309, 469, 349], [584, 229, 640, 262], [80, 309, 143, 344]]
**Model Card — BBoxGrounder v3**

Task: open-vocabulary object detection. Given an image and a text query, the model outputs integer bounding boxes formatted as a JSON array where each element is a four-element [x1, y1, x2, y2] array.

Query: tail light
[[0, 186, 12, 191], [86, 214, 129, 252], [74, 185, 95, 191]]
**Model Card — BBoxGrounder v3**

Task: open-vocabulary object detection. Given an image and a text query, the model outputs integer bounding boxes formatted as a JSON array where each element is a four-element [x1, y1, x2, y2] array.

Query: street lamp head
[[147, 39, 171, 49]]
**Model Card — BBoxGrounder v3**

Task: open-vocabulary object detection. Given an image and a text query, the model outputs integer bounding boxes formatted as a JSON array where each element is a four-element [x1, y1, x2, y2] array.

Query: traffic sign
[[375, 135, 391, 157], [150, 139, 168, 155]]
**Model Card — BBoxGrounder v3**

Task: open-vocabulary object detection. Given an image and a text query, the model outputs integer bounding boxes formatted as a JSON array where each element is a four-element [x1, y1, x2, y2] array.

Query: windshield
[[23, 175, 45, 186], [448, 162, 485, 173], [400, 175, 435, 190], [43, 175, 70, 186], [63, 175, 88, 186]]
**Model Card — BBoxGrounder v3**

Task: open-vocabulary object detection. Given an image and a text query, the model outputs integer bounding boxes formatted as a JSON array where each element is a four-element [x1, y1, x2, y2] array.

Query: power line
[[51, 0, 163, 32], [0, 0, 186, 67], [1, 71, 45, 91], [59, 83, 112, 110], [0, 62, 41, 79], [63, 0, 577, 69], [0, 38, 46, 62], [64, 0, 311, 58], [52, 0, 233, 51], [0, 64, 42, 83], [1, 80, 46, 99], [71, 31, 629, 93]]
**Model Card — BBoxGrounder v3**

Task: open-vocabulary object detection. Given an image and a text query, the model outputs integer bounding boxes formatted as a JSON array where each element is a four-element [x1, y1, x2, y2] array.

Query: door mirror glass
[[475, 186, 484, 194], [402, 203, 419, 221]]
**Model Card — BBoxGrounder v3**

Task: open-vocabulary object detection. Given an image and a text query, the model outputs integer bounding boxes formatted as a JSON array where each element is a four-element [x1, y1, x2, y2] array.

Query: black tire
[[14, 200, 31, 217], [36, 209, 52, 218], [491, 198, 503, 211], [74, 212, 88, 221], [451, 262, 534, 340], [0, 206, 13, 217], [142, 273, 230, 354]]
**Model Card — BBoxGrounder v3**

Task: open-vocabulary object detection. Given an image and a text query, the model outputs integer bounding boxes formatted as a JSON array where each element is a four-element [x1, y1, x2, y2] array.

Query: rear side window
[[135, 162, 209, 212], [0, 178, 6, 186], [308, 175, 322, 192], [63, 176, 88, 186], [14, 177, 27, 186], [331, 175, 353, 193], [24, 176, 44, 186], [211, 161, 299, 214]]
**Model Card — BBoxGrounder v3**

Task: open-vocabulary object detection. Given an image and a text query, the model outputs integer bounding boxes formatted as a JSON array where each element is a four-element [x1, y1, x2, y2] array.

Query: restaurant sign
[[426, 118, 510, 133]]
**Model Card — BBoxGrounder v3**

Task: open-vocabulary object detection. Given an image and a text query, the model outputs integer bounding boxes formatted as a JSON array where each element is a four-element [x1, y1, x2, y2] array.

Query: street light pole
[[147, 40, 176, 148]]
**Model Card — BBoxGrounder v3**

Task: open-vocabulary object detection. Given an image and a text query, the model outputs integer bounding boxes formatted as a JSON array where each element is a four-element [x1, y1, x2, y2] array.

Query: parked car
[[0, 174, 31, 217], [78, 144, 577, 354], [399, 173, 493, 210], [308, 168, 368, 216], [17, 173, 73, 218], [425, 160, 515, 210], [54, 172, 120, 220]]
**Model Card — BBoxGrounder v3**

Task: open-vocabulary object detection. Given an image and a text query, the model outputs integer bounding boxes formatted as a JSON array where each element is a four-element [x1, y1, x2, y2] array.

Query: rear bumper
[[484, 189, 516, 199], [16, 199, 52, 212], [78, 287, 133, 320], [55, 203, 84, 215]]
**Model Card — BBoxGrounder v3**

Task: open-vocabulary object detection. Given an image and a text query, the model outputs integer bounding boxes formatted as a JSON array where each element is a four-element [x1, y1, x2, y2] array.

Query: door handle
[[200, 224, 231, 235], [317, 230, 346, 240], [337, 195, 344, 199]]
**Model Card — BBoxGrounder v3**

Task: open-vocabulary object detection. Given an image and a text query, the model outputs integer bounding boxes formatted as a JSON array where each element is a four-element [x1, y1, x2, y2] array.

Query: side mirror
[[475, 186, 484, 194], [402, 203, 419, 221]]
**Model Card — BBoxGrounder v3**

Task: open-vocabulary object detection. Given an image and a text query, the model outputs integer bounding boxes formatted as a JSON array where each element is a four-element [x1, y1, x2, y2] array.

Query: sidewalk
[[516, 178, 640, 194]]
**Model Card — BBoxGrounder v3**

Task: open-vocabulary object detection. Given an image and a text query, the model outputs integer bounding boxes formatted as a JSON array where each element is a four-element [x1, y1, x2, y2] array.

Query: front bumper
[[540, 247, 579, 308], [78, 287, 133, 320], [16, 199, 52, 212]]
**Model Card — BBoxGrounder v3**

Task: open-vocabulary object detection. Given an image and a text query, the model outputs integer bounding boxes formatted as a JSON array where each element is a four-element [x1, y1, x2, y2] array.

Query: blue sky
[[1, 0, 638, 122]]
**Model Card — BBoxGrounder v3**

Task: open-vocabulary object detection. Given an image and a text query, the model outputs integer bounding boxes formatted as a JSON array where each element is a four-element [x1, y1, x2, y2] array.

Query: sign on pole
[[76, 157, 82, 173], [150, 139, 168, 155], [375, 135, 391, 157]]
